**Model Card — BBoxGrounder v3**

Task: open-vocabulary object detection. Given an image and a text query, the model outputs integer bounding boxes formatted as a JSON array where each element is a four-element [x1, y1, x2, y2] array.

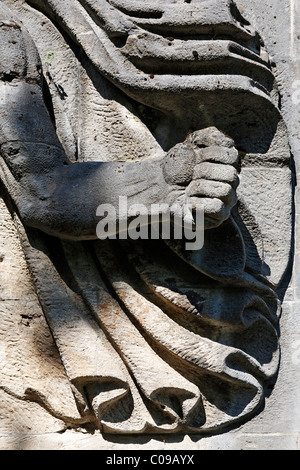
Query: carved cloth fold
[[16, 215, 280, 434]]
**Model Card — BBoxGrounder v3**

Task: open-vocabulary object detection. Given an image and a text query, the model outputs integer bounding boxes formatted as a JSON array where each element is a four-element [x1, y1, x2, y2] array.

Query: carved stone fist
[[163, 127, 239, 229]]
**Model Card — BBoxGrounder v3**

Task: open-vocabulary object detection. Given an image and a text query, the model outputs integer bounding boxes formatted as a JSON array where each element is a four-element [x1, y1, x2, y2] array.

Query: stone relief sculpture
[[0, 0, 294, 435]]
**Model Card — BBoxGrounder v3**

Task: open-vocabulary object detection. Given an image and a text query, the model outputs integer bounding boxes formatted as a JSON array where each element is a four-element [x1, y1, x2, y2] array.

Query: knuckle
[[218, 182, 232, 198], [230, 169, 240, 188], [227, 147, 239, 164], [207, 198, 231, 221], [190, 127, 234, 149], [196, 146, 238, 165], [225, 166, 238, 184]]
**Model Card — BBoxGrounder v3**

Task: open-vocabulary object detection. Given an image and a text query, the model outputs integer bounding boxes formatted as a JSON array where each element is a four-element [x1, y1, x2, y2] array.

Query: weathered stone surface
[[0, 0, 298, 450]]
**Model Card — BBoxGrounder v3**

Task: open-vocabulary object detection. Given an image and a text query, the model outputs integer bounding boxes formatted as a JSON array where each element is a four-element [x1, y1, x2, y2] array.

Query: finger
[[194, 145, 239, 165], [187, 196, 231, 222], [186, 180, 237, 207], [193, 162, 239, 188]]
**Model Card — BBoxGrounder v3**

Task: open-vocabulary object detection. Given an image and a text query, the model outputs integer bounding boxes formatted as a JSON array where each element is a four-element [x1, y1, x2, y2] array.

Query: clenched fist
[[162, 127, 239, 229]]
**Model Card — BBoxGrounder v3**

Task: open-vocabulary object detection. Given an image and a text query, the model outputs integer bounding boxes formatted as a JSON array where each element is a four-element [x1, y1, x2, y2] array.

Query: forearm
[[21, 158, 167, 240]]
